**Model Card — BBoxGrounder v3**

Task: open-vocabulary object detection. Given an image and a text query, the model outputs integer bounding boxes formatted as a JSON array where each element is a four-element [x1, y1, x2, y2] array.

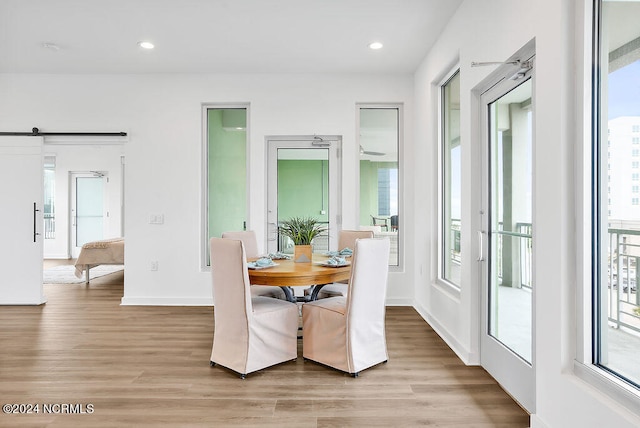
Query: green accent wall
[[208, 109, 247, 240], [277, 159, 328, 224]]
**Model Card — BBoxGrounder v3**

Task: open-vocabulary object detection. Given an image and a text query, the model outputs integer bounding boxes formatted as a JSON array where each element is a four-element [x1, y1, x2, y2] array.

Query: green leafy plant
[[278, 216, 327, 245]]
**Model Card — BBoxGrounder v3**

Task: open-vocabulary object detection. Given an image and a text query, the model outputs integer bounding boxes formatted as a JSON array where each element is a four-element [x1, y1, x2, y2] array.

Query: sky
[[608, 60, 640, 119]]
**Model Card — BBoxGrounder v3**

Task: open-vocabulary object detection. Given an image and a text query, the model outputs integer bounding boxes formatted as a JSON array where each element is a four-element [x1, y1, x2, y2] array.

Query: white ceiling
[[0, 0, 462, 74], [606, 2, 640, 53]]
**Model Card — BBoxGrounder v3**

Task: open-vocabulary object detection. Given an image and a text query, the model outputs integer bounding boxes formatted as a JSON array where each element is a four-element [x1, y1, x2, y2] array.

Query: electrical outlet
[[150, 261, 158, 271]]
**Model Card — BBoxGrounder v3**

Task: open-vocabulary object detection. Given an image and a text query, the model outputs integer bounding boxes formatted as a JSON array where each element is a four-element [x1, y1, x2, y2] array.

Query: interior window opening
[[204, 107, 248, 267], [441, 70, 462, 287], [358, 106, 401, 266]]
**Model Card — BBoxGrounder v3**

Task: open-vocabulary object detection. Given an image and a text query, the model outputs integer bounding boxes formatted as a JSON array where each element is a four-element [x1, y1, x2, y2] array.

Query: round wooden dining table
[[247, 255, 351, 303]]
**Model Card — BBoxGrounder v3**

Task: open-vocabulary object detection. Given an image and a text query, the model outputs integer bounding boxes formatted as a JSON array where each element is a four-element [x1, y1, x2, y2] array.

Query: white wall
[[0, 72, 414, 305], [43, 144, 124, 259], [413, 0, 640, 426]]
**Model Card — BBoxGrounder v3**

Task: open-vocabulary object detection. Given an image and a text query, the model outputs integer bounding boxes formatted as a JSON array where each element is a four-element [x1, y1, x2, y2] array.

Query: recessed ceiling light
[[138, 41, 155, 50], [368, 42, 383, 50]]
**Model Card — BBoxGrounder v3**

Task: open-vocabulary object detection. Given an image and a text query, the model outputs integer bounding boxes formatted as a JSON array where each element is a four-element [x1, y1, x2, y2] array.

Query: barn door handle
[[33, 202, 41, 242]]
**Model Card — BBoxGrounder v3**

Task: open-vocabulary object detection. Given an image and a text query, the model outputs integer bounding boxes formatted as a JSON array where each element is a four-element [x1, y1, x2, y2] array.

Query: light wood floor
[[0, 270, 529, 427]]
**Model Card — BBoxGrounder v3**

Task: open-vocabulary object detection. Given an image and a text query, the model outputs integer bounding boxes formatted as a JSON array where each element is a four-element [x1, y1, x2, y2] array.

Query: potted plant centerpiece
[[278, 216, 327, 263]]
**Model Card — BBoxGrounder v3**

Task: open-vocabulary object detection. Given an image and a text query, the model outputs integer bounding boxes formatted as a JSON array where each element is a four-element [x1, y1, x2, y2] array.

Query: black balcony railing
[[493, 222, 532, 289], [516, 222, 533, 289], [44, 213, 55, 239], [450, 220, 532, 290], [607, 227, 640, 332], [450, 218, 461, 263]]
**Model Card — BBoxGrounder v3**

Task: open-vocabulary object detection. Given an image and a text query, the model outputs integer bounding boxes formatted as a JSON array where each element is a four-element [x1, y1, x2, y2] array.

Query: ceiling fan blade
[[360, 145, 385, 156]]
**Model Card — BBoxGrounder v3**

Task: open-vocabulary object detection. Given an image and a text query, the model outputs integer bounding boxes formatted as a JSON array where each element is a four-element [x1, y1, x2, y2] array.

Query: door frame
[[265, 135, 342, 254], [473, 40, 536, 413]]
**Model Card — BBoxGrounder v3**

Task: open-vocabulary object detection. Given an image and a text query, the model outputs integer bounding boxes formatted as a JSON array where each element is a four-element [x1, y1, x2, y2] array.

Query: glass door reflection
[[277, 148, 330, 254], [71, 173, 106, 258], [488, 78, 533, 363]]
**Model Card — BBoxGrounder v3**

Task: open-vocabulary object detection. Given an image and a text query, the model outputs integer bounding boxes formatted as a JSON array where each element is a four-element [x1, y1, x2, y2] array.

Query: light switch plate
[[149, 214, 164, 224]]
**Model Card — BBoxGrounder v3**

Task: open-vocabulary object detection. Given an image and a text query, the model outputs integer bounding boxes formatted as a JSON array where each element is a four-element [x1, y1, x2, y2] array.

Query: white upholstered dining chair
[[302, 237, 390, 377], [221, 230, 286, 300], [209, 237, 299, 378], [312, 229, 374, 299]]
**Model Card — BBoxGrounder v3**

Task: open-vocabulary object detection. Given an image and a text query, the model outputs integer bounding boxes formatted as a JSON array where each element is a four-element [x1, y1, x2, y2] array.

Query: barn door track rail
[[0, 127, 127, 137]]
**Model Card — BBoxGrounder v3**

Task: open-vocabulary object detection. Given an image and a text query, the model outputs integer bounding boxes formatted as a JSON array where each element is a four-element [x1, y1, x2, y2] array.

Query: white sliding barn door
[[0, 136, 46, 305]]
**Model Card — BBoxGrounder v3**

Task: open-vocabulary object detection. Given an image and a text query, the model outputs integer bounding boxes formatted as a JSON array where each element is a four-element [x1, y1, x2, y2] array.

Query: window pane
[[488, 79, 533, 363], [44, 156, 55, 239], [75, 177, 104, 246], [206, 108, 247, 265], [277, 148, 329, 254], [441, 70, 461, 286], [359, 107, 400, 266], [595, 0, 640, 386]]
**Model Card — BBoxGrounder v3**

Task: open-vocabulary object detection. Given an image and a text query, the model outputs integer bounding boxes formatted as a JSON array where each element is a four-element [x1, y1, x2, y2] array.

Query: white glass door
[[266, 136, 341, 254], [70, 172, 106, 258], [480, 63, 535, 412], [0, 136, 45, 304]]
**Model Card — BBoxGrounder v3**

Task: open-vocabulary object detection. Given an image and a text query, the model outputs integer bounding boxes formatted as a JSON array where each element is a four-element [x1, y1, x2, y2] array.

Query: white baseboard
[[43, 253, 71, 260], [413, 300, 479, 365], [529, 414, 546, 428], [121, 296, 213, 306], [0, 297, 47, 305], [385, 298, 413, 306]]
